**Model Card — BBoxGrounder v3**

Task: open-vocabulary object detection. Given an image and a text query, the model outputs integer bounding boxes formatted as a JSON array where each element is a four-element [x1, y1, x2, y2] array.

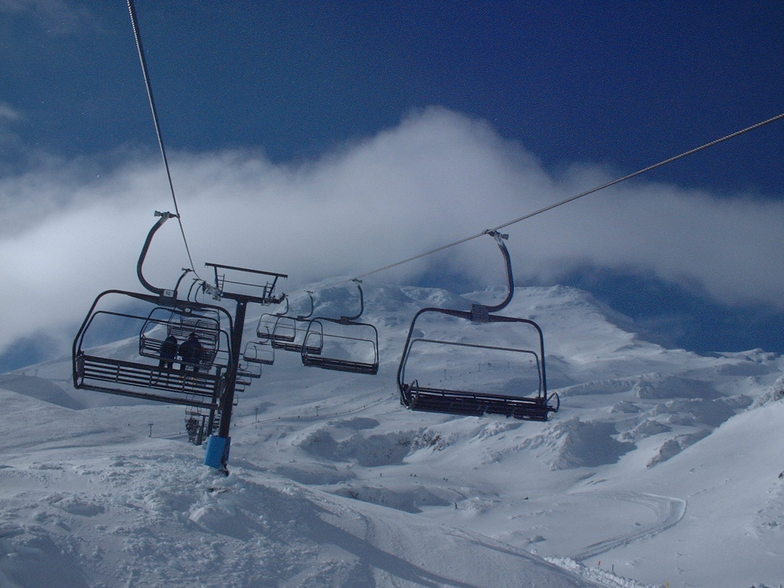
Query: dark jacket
[[160, 335, 178, 360], [179, 334, 203, 365]]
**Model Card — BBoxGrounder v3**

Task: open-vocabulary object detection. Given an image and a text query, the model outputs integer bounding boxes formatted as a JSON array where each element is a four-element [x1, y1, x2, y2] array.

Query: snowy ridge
[[1, 283, 783, 587]]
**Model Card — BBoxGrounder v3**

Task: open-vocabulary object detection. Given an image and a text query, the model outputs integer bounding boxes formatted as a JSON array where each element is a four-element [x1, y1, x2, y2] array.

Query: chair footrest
[[302, 356, 378, 375], [403, 386, 552, 421], [76, 354, 222, 407]]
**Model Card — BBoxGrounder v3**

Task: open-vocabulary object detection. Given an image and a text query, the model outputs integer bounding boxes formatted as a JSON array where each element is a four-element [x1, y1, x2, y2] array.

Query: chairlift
[[235, 370, 253, 388], [271, 290, 314, 341], [139, 306, 223, 372], [242, 339, 274, 366], [301, 280, 379, 375], [185, 408, 212, 445], [397, 231, 559, 421], [263, 291, 323, 355], [72, 212, 236, 411], [73, 290, 233, 410], [257, 296, 289, 341], [237, 356, 262, 381]]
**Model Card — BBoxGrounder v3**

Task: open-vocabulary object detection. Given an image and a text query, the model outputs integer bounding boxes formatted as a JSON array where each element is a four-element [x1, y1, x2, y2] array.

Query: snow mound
[[646, 430, 709, 467], [634, 375, 718, 400], [333, 483, 451, 513], [0, 452, 590, 587], [0, 375, 82, 409], [297, 427, 421, 467], [525, 418, 634, 470]]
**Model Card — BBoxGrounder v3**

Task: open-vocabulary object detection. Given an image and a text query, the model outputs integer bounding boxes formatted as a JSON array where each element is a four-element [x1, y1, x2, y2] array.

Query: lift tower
[[201, 263, 286, 473], [73, 213, 286, 475]]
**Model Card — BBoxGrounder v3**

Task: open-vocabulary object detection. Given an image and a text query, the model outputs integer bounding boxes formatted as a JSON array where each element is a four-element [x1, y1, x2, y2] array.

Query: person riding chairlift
[[159, 334, 178, 369], [179, 332, 204, 373]]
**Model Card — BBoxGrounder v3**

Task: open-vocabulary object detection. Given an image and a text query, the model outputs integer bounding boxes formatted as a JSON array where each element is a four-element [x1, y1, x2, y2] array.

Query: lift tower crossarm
[[205, 262, 287, 305]]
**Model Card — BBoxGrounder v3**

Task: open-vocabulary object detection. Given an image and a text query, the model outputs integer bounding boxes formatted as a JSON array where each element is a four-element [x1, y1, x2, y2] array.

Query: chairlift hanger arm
[[186, 277, 202, 302], [137, 211, 179, 297], [481, 230, 514, 314], [339, 279, 365, 322], [296, 291, 315, 320]]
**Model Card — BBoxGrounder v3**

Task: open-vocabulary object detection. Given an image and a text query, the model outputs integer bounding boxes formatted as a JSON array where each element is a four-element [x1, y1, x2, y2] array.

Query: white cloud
[[0, 102, 24, 157], [0, 0, 98, 36], [0, 103, 22, 122], [1, 107, 782, 358]]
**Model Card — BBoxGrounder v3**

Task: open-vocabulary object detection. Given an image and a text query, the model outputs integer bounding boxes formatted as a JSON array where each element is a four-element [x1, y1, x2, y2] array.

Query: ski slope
[[1, 284, 783, 587]]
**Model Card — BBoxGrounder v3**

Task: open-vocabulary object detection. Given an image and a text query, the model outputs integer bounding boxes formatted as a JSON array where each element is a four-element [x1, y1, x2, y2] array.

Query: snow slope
[[1, 284, 782, 587]]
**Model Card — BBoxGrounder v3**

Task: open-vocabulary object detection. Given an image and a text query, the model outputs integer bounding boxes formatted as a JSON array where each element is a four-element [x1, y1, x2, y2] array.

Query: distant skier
[[179, 332, 204, 372], [158, 334, 178, 369]]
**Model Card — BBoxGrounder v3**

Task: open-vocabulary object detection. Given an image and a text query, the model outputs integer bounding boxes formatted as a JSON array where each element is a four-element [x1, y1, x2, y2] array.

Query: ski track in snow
[[570, 492, 687, 561]]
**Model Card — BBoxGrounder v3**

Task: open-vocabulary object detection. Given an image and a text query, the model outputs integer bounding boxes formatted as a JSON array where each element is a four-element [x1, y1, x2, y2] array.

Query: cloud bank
[[1, 107, 782, 357]]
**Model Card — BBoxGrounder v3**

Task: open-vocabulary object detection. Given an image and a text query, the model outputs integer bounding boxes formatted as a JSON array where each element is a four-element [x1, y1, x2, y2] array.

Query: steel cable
[[346, 112, 784, 284], [127, 0, 200, 277]]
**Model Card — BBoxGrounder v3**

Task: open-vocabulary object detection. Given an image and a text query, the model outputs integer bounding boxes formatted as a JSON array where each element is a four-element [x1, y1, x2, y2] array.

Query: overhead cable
[[127, 0, 199, 277], [347, 111, 784, 283]]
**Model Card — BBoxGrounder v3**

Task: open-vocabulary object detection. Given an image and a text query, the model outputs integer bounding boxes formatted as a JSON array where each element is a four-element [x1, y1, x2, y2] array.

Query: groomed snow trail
[[570, 492, 686, 561]]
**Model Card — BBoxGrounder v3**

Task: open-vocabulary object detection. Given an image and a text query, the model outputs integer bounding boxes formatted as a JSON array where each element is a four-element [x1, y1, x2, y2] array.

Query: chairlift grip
[[484, 229, 508, 241], [173, 268, 192, 296]]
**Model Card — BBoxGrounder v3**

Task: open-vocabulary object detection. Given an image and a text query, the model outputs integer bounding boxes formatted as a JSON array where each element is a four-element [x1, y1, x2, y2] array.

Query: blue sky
[[1, 0, 783, 368]]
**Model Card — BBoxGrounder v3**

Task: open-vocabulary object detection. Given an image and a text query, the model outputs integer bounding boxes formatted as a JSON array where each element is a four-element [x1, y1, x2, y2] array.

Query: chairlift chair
[[235, 371, 253, 388], [73, 290, 233, 410], [396, 231, 559, 421], [275, 319, 324, 355], [398, 310, 558, 420], [242, 339, 274, 366], [237, 357, 261, 380], [139, 306, 223, 372], [185, 408, 211, 445], [265, 291, 323, 354], [257, 296, 289, 341], [301, 281, 379, 375]]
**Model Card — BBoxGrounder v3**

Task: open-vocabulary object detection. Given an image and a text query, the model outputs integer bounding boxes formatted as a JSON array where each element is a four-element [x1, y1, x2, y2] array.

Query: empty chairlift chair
[[185, 408, 212, 445], [264, 290, 321, 355], [301, 280, 379, 375], [257, 296, 289, 342], [242, 339, 274, 366], [236, 347, 263, 384], [397, 231, 559, 421]]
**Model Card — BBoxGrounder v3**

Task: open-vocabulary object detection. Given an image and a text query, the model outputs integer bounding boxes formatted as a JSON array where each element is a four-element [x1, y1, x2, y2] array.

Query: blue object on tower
[[204, 435, 231, 472]]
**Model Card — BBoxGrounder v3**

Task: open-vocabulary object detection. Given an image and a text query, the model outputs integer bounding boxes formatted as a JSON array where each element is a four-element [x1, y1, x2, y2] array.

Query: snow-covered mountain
[[1, 284, 782, 587]]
